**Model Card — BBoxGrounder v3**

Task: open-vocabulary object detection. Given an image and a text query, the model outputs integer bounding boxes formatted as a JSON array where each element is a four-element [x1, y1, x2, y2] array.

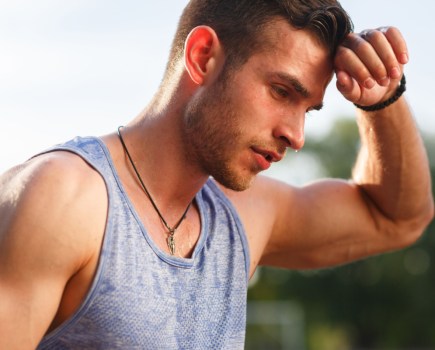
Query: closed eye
[[271, 82, 324, 112], [271, 85, 289, 99]]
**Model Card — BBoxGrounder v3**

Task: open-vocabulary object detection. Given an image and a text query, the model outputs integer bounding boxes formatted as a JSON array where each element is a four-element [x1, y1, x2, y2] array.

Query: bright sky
[[1, 0, 434, 174]]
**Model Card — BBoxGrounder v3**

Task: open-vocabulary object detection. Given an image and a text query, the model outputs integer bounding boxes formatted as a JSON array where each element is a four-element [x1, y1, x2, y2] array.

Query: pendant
[[167, 233, 176, 255]]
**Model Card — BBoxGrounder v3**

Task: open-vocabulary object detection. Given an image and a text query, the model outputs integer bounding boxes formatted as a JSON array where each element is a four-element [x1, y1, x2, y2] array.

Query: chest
[[39, 188, 250, 348]]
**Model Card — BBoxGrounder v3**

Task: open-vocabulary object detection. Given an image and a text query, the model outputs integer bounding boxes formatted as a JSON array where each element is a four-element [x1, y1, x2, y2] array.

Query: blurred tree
[[247, 118, 435, 349], [304, 118, 360, 179]]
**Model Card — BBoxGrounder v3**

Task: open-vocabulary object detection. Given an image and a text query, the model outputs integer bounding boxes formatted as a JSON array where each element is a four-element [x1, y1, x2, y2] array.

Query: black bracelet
[[354, 75, 406, 112]]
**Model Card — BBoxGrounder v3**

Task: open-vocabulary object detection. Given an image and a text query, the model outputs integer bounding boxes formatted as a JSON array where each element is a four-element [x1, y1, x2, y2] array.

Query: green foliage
[[247, 118, 435, 349], [304, 118, 360, 179]]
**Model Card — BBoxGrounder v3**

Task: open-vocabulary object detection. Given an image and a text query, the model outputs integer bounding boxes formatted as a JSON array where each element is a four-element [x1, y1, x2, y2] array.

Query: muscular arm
[[257, 98, 432, 270], [0, 153, 107, 349], [230, 27, 433, 273], [353, 96, 432, 230], [337, 27, 434, 246]]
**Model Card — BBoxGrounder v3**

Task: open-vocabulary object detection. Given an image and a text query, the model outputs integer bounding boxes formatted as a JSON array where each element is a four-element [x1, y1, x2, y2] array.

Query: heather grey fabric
[[36, 137, 250, 350]]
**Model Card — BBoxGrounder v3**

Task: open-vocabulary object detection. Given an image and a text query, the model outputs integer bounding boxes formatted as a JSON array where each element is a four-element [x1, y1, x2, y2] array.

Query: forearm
[[352, 96, 434, 224]]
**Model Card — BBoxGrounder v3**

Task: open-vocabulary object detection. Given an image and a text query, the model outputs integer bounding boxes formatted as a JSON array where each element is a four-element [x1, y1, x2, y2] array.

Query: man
[[0, 0, 433, 348]]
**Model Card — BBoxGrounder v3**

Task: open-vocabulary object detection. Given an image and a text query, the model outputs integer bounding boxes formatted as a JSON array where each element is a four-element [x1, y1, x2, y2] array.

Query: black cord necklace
[[117, 126, 193, 255]]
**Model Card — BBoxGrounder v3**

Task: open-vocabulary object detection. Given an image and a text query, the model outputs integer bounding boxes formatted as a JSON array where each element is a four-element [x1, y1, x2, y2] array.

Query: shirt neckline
[[94, 136, 208, 269]]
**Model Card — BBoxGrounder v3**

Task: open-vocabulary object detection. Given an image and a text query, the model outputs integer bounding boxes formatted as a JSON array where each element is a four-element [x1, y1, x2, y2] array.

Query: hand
[[334, 27, 409, 107]]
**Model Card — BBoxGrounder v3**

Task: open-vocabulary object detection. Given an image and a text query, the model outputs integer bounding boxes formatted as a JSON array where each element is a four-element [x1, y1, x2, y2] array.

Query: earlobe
[[184, 26, 223, 85]]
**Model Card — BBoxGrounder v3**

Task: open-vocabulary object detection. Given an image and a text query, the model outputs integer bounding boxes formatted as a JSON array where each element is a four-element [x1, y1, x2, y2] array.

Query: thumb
[[336, 70, 360, 102]]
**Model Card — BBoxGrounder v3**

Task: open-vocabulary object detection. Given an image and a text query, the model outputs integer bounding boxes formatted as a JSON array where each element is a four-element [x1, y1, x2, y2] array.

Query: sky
[[1, 0, 434, 174]]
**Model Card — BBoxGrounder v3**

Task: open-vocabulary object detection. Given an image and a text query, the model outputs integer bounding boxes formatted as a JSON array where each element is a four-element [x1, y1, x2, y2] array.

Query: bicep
[[260, 178, 412, 269], [0, 268, 65, 349], [0, 203, 70, 348]]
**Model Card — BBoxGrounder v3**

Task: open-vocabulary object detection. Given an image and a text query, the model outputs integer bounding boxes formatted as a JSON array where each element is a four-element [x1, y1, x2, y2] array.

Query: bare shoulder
[[222, 172, 424, 271], [0, 150, 108, 268], [0, 151, 108, 347], [217, 176, 298, 273], [221, 175, 297, 213]]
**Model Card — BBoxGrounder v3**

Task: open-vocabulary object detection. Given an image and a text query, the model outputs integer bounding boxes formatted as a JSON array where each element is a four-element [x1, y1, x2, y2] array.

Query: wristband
[[354, 75, 406, 112]]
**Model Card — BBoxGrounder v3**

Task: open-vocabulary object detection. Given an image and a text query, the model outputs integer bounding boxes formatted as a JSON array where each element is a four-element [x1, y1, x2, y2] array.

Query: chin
[[212, 170, 256, 192]]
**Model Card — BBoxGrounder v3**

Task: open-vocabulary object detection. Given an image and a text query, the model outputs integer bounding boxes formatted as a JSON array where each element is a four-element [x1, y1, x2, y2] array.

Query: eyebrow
[[274, 72, 324, 111]]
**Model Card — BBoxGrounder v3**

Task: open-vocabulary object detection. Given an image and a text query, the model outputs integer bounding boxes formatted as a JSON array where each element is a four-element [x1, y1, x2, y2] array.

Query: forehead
[[248, 19, 334, 93]]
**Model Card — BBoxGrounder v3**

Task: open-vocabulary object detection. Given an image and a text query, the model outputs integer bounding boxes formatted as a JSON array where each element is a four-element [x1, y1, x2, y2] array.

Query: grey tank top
[[37, 137, 250, 350]]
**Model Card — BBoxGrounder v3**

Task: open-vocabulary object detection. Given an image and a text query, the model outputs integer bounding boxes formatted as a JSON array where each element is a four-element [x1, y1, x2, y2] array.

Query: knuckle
[[368, 30, 384, 42], [345, 34, 371, 54], [385, 26, 399, 34], [343, 32, 359, 47], [354, 37, 367, 50], [346, 32, 359, 40], [383, 26, 401, 40]]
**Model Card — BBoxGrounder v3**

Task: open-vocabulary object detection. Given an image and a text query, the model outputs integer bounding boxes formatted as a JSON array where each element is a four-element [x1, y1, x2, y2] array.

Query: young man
[[1, 0, 433, 348]]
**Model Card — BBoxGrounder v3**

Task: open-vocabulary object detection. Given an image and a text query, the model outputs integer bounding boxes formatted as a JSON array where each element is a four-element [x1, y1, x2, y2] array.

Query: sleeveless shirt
[[36, 137, 250, 350]]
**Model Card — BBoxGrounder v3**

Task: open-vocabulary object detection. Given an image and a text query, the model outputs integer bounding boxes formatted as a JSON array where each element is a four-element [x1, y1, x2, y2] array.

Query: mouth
[[252, 147, 283, 163], [251, 147, 283, 170]]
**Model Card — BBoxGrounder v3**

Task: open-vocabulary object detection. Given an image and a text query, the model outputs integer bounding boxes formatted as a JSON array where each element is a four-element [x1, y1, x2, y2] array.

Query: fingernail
[[391, 67, 401, 79], [364, 77, 376, 89], [337, 81, 347, 92]]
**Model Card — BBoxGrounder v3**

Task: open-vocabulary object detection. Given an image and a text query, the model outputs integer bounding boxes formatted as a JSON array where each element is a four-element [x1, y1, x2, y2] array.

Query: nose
[[273, 113, 305, 151]]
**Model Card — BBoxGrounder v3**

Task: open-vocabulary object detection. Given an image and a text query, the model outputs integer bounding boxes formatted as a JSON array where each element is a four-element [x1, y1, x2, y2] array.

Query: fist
[[334, 27, 409, 106]]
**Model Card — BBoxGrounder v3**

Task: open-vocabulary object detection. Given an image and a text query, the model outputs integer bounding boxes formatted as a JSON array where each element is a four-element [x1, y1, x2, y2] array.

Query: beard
[[181, 74, 258, 192]]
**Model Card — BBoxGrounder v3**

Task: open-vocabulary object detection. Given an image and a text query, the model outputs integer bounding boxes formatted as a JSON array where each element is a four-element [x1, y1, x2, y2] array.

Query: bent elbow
[[419, 196, 435, 234], [426, 197, 435, 224], [396, 201, 435, 248]]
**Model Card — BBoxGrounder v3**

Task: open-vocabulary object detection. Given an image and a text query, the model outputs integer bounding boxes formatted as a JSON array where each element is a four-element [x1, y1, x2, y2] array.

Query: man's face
[[182, 20, 333, 191]]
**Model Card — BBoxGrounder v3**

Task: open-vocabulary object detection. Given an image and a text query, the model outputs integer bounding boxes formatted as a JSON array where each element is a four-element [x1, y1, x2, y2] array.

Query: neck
[[120, 79, 208, 213]]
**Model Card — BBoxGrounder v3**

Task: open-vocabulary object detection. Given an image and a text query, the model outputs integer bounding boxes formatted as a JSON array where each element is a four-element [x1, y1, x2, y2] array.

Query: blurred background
[[1, 1, 434, 349], [249, 121, 435, 349]]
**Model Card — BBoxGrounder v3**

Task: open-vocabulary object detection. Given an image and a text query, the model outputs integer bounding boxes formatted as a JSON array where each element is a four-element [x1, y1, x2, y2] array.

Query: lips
[[251, 147, 283, 170]]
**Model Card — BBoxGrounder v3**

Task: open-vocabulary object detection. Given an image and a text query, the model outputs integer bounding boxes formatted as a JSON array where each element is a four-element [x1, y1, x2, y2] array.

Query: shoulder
[[1, 150, 107, 219], [0, 150, 108, 272], [215, 176, 298, 271], [219, 175, 298, 217], [0, 151, 108, 346]]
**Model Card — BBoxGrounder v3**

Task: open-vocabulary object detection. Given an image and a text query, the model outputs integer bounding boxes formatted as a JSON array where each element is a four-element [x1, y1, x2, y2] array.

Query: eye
[[306, 104, 323, 115], [271, 85, 289, 99]]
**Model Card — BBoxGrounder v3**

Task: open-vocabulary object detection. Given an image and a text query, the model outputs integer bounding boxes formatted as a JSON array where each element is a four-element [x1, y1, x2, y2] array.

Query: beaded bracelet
[[354, 75, 406, 112]]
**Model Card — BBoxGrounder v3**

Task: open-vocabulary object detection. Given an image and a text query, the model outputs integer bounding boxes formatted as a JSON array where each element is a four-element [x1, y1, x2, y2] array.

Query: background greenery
[[246, 118, 435, 350]]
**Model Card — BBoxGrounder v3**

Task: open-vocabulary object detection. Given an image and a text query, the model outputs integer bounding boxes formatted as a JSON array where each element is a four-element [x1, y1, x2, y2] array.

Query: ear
[[184, 26, 224, 86]]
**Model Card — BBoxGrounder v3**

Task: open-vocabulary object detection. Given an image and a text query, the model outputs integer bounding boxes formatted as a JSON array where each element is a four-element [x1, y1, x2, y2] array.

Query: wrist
[[354, 75, 406, 112]]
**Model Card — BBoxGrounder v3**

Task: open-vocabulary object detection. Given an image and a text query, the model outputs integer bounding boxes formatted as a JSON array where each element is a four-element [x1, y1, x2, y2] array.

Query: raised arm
[[0, 152, 107, 349], [336, 27, 433, 234], [231, 27, 434, 273]]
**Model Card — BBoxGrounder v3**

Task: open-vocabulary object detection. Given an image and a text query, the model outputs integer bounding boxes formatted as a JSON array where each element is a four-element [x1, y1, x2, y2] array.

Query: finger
[[336, 70, 361, 102], [334, 43, 376, 90], [381, 26, 409, 65], [351, 30, 397, 86], [363, 29, 403, 80]]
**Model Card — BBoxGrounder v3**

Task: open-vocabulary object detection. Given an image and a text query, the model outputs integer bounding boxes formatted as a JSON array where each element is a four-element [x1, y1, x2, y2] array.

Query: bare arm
[[353, 97, 432, 229], [229, 27, 433, 273], [0, 153, 107, 349], [337, 27, 434, 235]]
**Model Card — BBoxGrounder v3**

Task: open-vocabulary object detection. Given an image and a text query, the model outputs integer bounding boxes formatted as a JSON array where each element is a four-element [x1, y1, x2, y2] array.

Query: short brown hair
[[163, 0, 353, 81]]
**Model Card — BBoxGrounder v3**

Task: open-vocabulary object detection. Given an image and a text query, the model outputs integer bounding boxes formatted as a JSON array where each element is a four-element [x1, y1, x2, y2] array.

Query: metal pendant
[[167, 233, 176, 255]]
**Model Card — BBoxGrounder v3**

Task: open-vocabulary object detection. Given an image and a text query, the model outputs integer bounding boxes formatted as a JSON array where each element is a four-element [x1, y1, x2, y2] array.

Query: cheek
[[237, 85, 277, 130]]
